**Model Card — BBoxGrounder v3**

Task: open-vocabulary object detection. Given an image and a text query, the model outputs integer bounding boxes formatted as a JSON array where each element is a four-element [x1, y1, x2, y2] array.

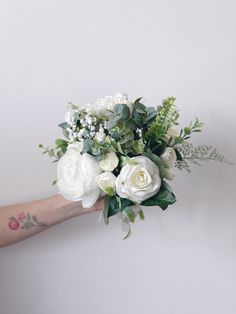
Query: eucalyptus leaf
[[113, 104, 130, 120], [58, 122, 69, 129]]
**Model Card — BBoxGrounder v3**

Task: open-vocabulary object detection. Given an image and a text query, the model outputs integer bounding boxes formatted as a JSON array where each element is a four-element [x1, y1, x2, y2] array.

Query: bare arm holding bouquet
[[0, 195, 104, 248], [1, 93, 229, 246]]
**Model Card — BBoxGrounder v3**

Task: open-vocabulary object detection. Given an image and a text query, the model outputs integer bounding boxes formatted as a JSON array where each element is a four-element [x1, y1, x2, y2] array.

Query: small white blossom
[[72, 132, 78, 139], [95, 131, 105, 143], [136, 128, 142, 137], [86, 116, 93, 125], [65, 112, 71, 124], [104, 120, 108, 129]]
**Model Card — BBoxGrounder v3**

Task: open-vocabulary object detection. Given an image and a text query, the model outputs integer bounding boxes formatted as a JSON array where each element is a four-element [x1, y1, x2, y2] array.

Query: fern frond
[[144, 97, 178, 142]]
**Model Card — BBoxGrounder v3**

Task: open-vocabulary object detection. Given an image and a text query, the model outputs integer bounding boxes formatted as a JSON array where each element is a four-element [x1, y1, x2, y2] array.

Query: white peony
[[115, 156, 161, 203], [99, 151, 119, 172], [57, 142, 102, 207], [160, 147, 177, 168], [163, 167, 175, 181], [86, 92, 133, 115], [96, 172, 116, 195]]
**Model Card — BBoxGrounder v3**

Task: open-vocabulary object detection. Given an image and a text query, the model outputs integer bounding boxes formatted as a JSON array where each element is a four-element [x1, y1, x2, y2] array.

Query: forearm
[[0, 195, 102, 248]]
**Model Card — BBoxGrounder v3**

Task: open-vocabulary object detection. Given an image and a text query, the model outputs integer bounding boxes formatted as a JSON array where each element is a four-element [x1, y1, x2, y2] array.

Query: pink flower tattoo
[[8, 212, 47, 231], [8, 218, 20, 230]]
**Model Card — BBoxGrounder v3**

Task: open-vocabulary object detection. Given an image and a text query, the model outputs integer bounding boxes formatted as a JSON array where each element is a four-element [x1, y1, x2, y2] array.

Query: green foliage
[[132, 98, 157, 128], [144, 97, 178, 143], [106, 104, 136, 155], [141, 181, 176, 209], [107, 196, 134, 218], [103, 195, 111, 225], [82, 136, 117, 161], [120, 155, 138, 167], [125, 207, 136, 223], [38, 138, 69, 162], [58, 122, 69, 129], [38, 144, 58, 162], [132, 138, 145, 154], [176, 142, 233, 172], [55, 139, 69, 153], [138, 210, 145, 220], [173, 118, 204, 145]]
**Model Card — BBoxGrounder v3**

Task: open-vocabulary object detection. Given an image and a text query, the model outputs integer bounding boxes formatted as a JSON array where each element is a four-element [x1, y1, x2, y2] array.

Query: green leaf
[[62, 129, 70, 139], [132, 100, 147, 127], [184, 127, 191, 135], [113, 104, 130, 120], [106, 115, 120, 130], [117, 142, 124, 154], [103, 195, 111, 224], [145, 107, 157, 123], [82, 138, 93, 154], [142, 150, 166, 179], [125, 208, 136, 223], [58, 122, 69, 129], [132, 138, 145, 154], [107, 196, 134, 218], [134, 97, 143, 104], [120, 155, 138, 167], [175, 149, 183, 161], [141, 181, 176, 209], [138, 210, 145, 220], [55, 139, 68, 146]]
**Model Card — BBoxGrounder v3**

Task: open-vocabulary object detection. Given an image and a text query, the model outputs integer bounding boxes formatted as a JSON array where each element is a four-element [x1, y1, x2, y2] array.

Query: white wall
[[0, 1, 236, 313]]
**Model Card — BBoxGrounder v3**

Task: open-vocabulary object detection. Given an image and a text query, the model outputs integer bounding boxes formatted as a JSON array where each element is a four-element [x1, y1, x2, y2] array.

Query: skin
[[0, 195, 104, 248]]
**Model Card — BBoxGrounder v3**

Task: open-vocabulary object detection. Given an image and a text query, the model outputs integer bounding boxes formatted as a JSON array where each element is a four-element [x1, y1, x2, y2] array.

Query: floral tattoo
[[8, 212, 47, 231]]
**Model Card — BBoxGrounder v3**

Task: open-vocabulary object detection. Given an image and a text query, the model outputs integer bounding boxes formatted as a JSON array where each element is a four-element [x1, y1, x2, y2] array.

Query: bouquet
[[39, 93, 230, 238]]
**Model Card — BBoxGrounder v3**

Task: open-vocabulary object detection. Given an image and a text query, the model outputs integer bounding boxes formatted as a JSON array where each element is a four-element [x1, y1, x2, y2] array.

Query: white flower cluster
[[65, 109, 106, 143], [57, 146, 162, 206], [64, 92, 132, 143], [64, 110, 79, 141]]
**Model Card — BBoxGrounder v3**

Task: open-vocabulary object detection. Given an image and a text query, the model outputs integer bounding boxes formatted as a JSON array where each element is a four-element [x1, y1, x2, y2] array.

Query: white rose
[[167, 125, 179, 138], [96, 172, 116, 195], [57, 142, 102, 207], [160, 147, 177, 168], [164, 125, 179, 144], [116, 156, 161, 203], [99, 151, 119, 172], [163, 167, 175, 180]]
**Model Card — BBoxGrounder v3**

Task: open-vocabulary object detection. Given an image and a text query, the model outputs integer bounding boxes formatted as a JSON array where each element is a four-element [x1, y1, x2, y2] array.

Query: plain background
[[0, 1, 236, 313]]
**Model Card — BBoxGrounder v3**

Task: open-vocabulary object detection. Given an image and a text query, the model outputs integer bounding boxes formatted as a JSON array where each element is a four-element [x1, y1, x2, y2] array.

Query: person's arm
[[0, 195, 104, 248]]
